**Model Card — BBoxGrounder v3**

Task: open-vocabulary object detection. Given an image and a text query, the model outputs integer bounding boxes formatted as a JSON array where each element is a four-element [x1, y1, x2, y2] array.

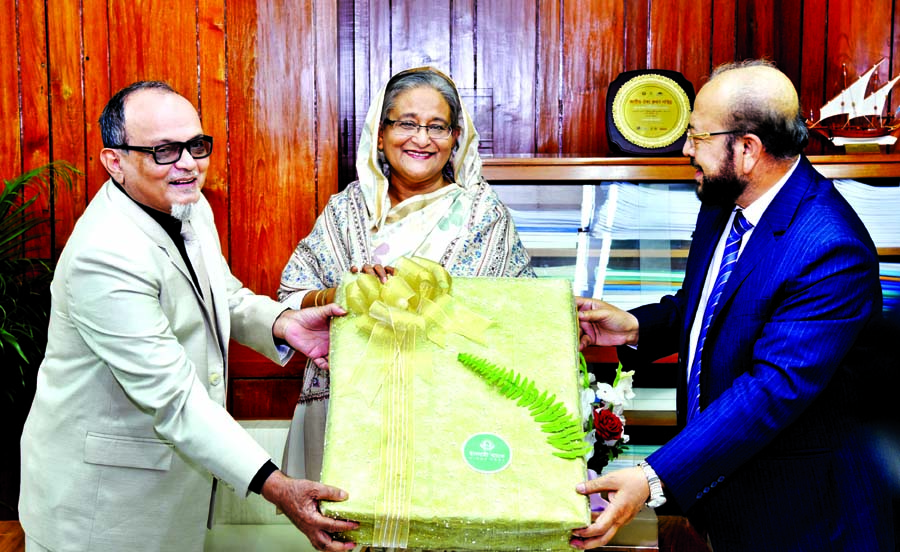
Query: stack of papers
[[507, 207, 582, 250], [590, 182, 700, 241], [834, 179, 900, 248]]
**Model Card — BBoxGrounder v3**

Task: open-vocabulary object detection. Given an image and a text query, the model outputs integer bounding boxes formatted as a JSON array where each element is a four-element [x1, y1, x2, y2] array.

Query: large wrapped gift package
[[319, 258, 591, 551]]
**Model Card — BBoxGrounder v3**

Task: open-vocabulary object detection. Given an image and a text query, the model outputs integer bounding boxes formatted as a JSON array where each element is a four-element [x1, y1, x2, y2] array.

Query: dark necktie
[[687, 210, 753, 422]]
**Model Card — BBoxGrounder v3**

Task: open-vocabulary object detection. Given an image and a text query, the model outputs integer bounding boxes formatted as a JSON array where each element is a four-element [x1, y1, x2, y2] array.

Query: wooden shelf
[[482, 153, 900, 181], [529, 247, 691, 258], [624, 410, 677, 427], [532, 246, 894, 258]]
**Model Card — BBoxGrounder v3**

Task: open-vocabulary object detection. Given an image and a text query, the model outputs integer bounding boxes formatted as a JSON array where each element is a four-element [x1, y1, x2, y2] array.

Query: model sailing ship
[[808, 59, 900, 146]]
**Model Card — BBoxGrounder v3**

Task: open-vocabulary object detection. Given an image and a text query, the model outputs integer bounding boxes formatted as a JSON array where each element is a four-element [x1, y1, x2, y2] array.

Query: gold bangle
[[315, 290, 323, 307]]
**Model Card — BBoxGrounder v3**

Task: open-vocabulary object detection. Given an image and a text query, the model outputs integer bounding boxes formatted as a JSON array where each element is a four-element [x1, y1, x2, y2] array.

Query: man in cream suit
[[19, 81, 358, 552]]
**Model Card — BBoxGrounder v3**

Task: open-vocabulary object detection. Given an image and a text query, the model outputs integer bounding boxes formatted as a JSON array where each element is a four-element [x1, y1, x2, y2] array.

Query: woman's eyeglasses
[[110, 135, 214, 165], [384, 120, 453, 140]]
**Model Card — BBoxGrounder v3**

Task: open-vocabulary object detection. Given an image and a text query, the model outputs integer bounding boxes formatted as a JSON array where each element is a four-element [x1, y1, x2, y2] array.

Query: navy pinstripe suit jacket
[[621, 156, 894, 551]]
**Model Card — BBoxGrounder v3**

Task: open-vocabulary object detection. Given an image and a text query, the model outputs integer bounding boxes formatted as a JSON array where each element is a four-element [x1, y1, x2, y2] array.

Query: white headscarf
[[356, 67, 484, 233]]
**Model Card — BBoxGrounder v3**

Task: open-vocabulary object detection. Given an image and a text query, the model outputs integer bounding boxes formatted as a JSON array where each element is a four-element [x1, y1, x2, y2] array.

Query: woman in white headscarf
[[278, 67, 534, 481]]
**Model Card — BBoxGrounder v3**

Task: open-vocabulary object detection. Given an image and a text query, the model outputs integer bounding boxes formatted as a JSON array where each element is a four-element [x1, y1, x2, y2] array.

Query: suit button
[[710, 481, 717, 488], [209, 373, 222, 385], [696, 492, 703, 499], [703, 487, 709, 494], [718, 476, 725, 482]]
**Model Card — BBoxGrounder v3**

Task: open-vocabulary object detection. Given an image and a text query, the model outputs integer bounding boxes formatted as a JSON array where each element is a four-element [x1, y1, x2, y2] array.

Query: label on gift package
[[462, 433, 512, 473]]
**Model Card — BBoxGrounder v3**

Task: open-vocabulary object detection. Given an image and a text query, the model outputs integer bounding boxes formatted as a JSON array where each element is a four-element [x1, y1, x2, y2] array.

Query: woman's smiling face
[[378, 86, 458, 201]]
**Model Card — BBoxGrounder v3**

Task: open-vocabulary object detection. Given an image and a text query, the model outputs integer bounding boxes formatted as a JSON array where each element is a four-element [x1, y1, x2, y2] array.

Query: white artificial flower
[[596, 382, 623, 407], [580, 387, 597, 422], [615, 369, 636, 401], [583, 429, 597, 461]]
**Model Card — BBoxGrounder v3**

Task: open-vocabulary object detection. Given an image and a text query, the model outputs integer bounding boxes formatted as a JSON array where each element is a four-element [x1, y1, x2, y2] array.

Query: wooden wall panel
[[82, 0, 111, 200], [229, 378, 303, 419], [315, 0, 341, 215], [198, 0, 229, 252], [19, 0, 51, 258], [449, 0, 476, 89], [477, 1, 538, 154], [650, 0, 714, 94], [47, 2, 88, 250], [337, 0, 358, 185], [561, 0, 625, 155], [535, 0, 561, 153], [798, 0, 829, 154], [625, 0, 650, 71], [226, 1, 321, 295], [772, 1, 804, 88], [826, 0, 895, 95], [391, 2, 451, 73], [367, 1, 391, 120], [711, 0, 737, 69], [107, 0, 198, 99], [0, 1, 21, 182]]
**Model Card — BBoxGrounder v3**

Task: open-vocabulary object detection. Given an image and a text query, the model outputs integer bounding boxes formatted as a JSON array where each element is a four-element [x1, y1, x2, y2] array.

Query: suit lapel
[[191, 215, 228, 357], [683, 205, 731, 337], [105, 181, 226, 357], [105, 181, 187, 278], [710, 157, 817, 320]]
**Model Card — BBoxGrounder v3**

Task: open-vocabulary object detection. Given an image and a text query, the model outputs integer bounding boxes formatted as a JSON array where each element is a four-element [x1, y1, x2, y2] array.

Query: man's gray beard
[[170, 202, 195, 221]]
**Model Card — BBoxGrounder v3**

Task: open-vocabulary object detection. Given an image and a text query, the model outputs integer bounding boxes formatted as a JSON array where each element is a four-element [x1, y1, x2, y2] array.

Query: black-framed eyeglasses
[[685, 129, 741, 144], [110, 135, 214, 165], [383, 119, 453, 139]]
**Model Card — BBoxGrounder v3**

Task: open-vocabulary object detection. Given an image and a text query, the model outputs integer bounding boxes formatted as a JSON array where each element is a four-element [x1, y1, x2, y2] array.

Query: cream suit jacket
[[19, 181, 290, 551]]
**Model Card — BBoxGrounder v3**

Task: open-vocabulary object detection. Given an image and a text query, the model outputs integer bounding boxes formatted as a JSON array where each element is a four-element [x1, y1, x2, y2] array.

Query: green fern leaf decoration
[[457, 352, 590, 460]]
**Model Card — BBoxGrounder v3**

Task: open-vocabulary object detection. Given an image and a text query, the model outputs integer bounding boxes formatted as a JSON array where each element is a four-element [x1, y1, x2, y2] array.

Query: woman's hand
[[350, 263, 395, 283]]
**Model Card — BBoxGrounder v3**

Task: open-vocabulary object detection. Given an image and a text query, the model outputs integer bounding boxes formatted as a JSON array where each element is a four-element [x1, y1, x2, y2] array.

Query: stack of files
[[603, 444, 662, 473], [833, 179, 900, 248], [596, 268, 684, 311], [882, 263, 900, 314], [590, 182, 700, 240], [507, 207, 581, 251]]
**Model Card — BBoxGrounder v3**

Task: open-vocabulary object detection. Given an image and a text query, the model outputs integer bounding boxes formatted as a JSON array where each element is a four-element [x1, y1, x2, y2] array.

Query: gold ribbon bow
[[338, 256, 492, 547], [343, 256, 492, 394]]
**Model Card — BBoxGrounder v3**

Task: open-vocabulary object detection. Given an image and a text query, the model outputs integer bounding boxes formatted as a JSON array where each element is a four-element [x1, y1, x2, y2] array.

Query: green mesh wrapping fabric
[[320, 276, 590, 551]]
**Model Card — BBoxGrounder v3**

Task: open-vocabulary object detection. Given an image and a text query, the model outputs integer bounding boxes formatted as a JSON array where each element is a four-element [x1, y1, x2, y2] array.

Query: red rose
[[593, 408, 623, 441]]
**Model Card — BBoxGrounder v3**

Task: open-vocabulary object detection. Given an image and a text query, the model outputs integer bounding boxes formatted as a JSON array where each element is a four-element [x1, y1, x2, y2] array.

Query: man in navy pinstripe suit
[[571, 60, 894, 551]]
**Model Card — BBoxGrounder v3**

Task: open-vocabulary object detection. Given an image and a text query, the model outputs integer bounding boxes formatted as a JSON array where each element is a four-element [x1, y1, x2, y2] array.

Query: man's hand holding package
[[274, 304, 346, 368], [261, 470, 358, 551], [575, 297, 639, 349], [571, 467, 650, 549]]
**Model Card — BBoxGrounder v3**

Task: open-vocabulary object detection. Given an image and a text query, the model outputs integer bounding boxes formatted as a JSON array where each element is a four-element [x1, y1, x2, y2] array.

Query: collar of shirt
[[739, 156, 800, 227], [110, 178, 184, 243]]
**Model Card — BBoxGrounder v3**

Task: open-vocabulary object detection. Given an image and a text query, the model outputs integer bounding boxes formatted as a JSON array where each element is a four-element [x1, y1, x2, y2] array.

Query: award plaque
[[607, 70, 695, 156]]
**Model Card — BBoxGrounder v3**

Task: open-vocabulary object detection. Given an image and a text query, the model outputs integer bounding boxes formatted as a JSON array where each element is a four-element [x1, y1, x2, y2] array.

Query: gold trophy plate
[[607, 70, 694, 156]]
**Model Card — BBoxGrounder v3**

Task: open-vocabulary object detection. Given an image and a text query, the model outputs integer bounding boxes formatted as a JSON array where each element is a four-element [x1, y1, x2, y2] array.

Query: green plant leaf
[[1, 160, 80, 405]]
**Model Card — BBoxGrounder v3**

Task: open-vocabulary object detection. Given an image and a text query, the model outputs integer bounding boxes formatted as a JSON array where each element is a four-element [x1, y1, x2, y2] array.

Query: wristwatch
[[638, 461, 667, 508]]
